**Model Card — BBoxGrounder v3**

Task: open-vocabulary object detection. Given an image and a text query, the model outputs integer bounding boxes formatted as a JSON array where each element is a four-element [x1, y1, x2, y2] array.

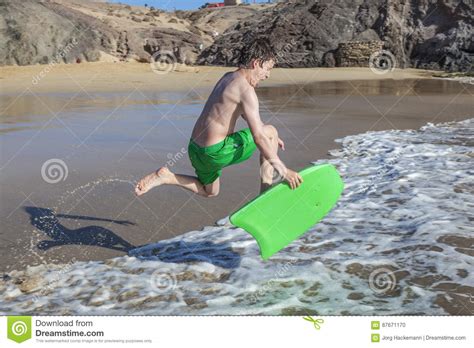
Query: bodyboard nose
[[229, 164, 344, 260]]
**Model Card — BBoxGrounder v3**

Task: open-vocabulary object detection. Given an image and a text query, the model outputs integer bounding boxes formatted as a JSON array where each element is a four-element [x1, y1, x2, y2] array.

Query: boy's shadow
[[25, 206, 136, 252], [24, 206, 241, 269], [129, 240, 241, 269]]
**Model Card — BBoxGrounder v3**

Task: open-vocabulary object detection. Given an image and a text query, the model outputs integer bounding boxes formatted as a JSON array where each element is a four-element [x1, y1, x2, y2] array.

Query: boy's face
[[252, 59, 275, 86]]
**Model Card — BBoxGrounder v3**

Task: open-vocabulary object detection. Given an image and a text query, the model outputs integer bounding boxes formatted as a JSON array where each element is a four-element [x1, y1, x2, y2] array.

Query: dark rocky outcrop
[[0, 0, 134, 65], [197, 0, 473, 72], [0, 0, 263, 66], [143, 28, 202, 65], [0, 0, 207, 65], [1, 0, 472, 71]]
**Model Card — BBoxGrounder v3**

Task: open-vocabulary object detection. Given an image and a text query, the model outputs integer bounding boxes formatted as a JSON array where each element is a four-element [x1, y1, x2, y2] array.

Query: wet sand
[[0, 61, 434, 95], [0, 62, 473, 273]]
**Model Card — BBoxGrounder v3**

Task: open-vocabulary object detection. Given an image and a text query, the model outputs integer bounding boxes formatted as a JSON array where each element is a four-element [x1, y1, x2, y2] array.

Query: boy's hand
[[277, 137, 285, 151], [284, 168, 303, 190]]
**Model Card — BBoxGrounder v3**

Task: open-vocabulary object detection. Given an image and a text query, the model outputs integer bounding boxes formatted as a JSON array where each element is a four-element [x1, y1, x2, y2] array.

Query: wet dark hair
[[238, 38, 276, 68]]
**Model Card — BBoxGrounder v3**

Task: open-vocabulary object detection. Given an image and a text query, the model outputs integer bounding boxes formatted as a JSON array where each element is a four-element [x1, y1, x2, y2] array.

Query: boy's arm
[[240, 87, 304, 190], [240, 88, 285, 168]]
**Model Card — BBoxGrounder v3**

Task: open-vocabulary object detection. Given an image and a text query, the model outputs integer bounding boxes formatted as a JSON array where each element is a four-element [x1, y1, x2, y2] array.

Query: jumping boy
[[135, 38, 303, 197]]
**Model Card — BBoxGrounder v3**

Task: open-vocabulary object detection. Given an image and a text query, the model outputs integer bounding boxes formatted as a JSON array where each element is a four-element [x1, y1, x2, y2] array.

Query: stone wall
[[335, 41, 384, 67], [224, 0, 242, 6]]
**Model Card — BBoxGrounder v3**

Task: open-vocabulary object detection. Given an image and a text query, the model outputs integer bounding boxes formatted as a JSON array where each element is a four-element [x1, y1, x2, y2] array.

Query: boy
[[135, 38, 303, 197]]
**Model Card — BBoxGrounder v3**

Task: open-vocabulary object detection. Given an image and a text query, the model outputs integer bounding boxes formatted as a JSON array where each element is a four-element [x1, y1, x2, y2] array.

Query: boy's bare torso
[[191, 71, 249, 147]]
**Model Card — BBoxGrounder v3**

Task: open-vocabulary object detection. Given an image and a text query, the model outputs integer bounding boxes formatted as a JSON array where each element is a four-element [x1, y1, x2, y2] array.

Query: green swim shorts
[[188, 127, 257, 185]]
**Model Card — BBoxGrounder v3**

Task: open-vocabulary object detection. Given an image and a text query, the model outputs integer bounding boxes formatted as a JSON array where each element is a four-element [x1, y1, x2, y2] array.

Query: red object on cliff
[[206, 2, 225, 8]]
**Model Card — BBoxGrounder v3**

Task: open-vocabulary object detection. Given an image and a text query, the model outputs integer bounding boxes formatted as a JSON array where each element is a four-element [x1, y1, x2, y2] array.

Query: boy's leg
[[135, 167, 219, 197], [259, 125, 280, 194]]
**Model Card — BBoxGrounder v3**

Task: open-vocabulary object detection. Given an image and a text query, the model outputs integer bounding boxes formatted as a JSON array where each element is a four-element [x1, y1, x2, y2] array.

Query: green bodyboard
[[229, 164, 344, 260]]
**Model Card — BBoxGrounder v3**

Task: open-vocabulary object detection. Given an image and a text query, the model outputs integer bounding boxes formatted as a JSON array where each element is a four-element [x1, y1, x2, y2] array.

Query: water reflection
[[258, 78, 472, 99]]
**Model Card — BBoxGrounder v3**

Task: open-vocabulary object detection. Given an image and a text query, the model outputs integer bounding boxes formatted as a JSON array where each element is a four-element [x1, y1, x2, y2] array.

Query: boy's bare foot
[[135, 167, 173, 196]]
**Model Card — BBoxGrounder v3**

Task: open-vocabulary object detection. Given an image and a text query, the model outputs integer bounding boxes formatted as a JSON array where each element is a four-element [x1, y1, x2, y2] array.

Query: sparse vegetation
[[189, 26, 201, 36]]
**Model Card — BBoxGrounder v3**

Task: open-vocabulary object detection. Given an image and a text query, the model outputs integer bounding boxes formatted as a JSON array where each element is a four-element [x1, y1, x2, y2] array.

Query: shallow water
[[1, 78, 472, 274], [1, 118, 472, 315]]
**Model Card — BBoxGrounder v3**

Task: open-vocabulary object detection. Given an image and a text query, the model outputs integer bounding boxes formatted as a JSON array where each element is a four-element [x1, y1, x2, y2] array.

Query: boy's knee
[[204, 184, 219, 197], [263, 124, 278, 139]]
